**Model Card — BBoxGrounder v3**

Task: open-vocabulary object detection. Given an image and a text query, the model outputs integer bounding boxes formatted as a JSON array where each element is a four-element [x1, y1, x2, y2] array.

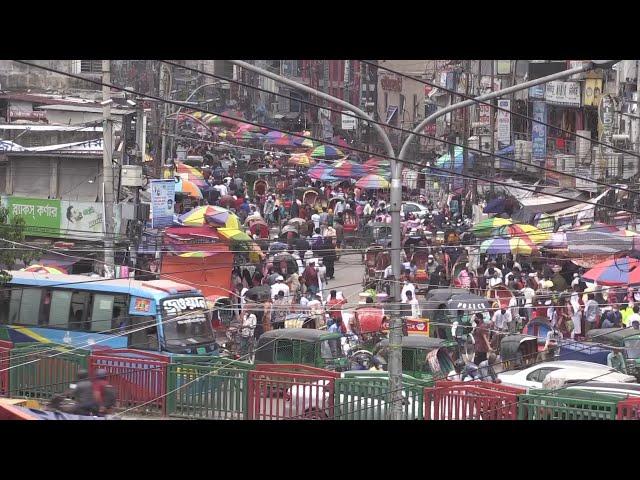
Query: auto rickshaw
[[486, 284, 514, 309], [500, 334, 538, 369], [373, 336, 455, 380], [254, 328, 349, 371], [362, 246, 391, 289], [245, 168, 279, 197], [360, 222, 393, 260], [585, 328, 640, 379], [294, 187, 323, 208]]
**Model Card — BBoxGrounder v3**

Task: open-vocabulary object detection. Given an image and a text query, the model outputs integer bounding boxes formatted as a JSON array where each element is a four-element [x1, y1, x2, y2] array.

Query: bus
[[0, 271, 219, 356]]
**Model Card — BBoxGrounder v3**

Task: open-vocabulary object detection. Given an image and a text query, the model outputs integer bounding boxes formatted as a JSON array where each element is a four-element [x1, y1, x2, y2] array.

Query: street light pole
[[228, 59, 405, 420]]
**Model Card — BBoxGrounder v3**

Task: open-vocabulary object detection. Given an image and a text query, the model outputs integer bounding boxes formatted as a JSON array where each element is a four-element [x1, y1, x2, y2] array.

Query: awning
[[551, 189, 610, 221]]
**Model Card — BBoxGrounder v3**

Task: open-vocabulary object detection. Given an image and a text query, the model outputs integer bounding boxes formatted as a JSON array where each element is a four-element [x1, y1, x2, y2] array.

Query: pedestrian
[[322, 237, 336, 280], [302, 261, 319, 296], [478, 352, 501, 383], [472, 312, 492, 365], [240, 311, 257, 355], [491, 307, 512, 332], [402, 290, 421, 318], [271, 291, 289, 329], [626, 305, 640, 328], [270, 275, 290, 301], [584, 293, 600, 332]]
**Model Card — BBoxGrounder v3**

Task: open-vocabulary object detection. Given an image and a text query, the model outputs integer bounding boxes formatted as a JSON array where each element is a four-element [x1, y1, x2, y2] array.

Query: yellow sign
[[583, 78, 603, 107]]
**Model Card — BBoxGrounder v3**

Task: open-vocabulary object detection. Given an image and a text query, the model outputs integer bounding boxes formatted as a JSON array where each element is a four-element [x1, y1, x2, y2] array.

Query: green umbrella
[[470, 217, 512, 237]]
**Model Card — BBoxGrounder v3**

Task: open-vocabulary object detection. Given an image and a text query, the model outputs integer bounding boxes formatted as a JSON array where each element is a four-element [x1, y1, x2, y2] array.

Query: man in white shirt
[[491, 308, 512, 331], [271, 276, 290, 302], [214, 181, 228, 197], [311, 210, 321, 230], [240, 312, 257, 355], [402, 290, 421, 318], [488, 272, 503, 288], [401, 280, 416, 303], [363, 201, 374, 217]]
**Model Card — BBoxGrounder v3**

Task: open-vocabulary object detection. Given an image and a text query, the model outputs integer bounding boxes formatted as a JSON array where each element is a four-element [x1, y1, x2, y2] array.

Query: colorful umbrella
[[288, 153, 315, 167], [618, 229, 640, 237], [176, 251, 216, 258], [293, 136, 316, 148], [310, 145, 344, 160], [308, 163, 337, 181], [355, 174, 390, 190], [265, 131, 288, 143], [470, 217, 512, 237], [207, 208, 241, 230], [178, 206, 221, 226], [492, 224, 550, 244], [175, 162, 206, 187], [479, 237, 537, 256], [176, 179, 203, 199], [236, 123, 262, 133], [201, 114, 223, 126], [20, 264, 67, 274], [583, 257, 640, 286], [330, 159, 366, 179], [217, 228, 263, 262]]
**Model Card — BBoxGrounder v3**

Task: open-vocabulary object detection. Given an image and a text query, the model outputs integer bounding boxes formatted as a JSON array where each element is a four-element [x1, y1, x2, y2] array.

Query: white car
[[401, 202, 429, 219], [564, 381, 640, 398], [498, 360, 636, 391]]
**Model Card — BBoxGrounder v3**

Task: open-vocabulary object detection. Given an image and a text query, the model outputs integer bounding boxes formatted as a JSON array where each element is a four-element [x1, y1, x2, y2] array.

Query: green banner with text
[[5, 196, 61, 238]]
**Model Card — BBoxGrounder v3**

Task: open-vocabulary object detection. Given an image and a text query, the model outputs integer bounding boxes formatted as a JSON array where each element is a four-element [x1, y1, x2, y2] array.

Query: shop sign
[[532, 101, 547, 162], [496, 99, 511, 146], [380, 75, 402, 92], [583, 78, 603, 107], [150, 179, 176, 229], [544, 81, 581, 107], [5, 197, 61, 238], [60, 201, 104, 240]]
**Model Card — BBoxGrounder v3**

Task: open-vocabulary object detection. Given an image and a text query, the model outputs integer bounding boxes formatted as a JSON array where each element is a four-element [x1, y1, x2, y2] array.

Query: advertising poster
[[532, 101, 547, 163], [496, 99, 511, 146], [60, 201, 104, 239], [5, 197, 61, 238], [151, 179, 176, 229]]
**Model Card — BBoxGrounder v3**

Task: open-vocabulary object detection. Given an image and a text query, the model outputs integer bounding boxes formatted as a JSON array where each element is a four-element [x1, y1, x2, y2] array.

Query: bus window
[[39, 290, 52, 325], [49, 290, 72, 328], [128, 316, 158, 350], [91, 294, 114, 333], [0, 289, 10, 324], [17, 288, 42, 326], [69, 291, 91, 331], [9, 289, 22, 324]]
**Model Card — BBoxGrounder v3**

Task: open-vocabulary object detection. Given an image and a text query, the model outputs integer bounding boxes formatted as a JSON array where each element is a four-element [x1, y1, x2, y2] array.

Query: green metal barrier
[[170, 355, 254, 371], [9, 343, 89, 400], [166, 363, 249, 419], [517, 389, 620, 420], [334, 372, 433, 420]]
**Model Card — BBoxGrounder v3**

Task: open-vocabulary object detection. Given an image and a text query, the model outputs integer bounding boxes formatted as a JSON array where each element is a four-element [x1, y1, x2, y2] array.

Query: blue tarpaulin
[[435, 146, 475, 172]]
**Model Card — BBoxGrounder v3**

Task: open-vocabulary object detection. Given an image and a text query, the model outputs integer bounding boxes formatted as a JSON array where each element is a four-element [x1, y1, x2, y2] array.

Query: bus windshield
[[161, 296, 216, 351]]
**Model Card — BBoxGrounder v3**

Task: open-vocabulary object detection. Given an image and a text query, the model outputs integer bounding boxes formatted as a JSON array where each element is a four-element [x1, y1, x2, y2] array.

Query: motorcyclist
[[72, 368, 116, 416]]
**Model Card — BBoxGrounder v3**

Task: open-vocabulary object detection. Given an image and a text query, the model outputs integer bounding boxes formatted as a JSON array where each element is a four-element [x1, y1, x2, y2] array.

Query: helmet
[[95, 369, 108, 380], [77, 369, 89, 381]]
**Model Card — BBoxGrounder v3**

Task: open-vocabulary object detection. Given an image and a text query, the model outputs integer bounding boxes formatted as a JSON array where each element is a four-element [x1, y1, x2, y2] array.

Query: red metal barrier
[[424, 381, 525, 420], [89, 353, 169, 415], [617, 398, 640, 420], [247, 369, 336, 420], [0, 340, 13, 397]]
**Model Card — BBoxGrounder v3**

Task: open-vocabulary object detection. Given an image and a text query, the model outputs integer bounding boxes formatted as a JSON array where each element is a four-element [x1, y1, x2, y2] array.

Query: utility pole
[[159, 63, 171, 173], [636, 60, 640, 155], [130, 102, 146, 274], [489, 60, 496, 195], [102, 60, 115, 279]]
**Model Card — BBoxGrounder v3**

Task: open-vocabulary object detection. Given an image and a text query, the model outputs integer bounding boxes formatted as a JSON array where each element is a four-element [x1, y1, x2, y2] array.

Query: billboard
[[496, 99, 511, 146], [532, 101, 547, 163], [5, 197, 61, 238], [60, 201, 104, 240], [150, 179, 176, 229]]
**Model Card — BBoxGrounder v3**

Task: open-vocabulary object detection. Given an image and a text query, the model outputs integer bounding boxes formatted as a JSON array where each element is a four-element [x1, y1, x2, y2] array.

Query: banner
[[583, 78, 603, 107], [496, 99, 511, 146], [599, 94, 616, 156], [60, 201, 104, 239], [5, 197, 61, 238], [532, 101, 547, 163], [341, 111, 356, 130], [150, 179, 176, 229]]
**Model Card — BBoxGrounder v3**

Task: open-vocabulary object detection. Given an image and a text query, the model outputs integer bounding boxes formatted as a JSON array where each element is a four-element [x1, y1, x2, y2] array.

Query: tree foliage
[[0, 206, 40, 284]]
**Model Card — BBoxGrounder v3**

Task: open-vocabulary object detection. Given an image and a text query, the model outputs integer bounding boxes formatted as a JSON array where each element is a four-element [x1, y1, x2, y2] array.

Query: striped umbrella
[[293, 136, 316, 148], [178, 206, 222, 226], [176, 179, 203, 199], [355, 174, 390, 190], [576, 222, 619, 233], [265, 131, 288, 143], [480, 237, 537, 256], [310, 145, 344, 160], [288, 153, 315, 167], [471, 217, 512, 237], [583, 257, 640, 286], [492, 224, 550, 244], [20, 264, 68, 274], [308, 163, 337, 181], [330, 159, 366, 179]]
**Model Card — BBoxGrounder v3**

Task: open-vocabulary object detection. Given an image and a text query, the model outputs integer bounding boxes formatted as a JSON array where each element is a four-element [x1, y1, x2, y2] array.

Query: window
[[276, 339, 294, 362], [49, 290, 72, 328], [128, 316, 158, 351], [16, 288, 42, 326], [69, 291, 91, 331], [80, 60, 102, 74], [91, 294, 115, 333], [8, 289, 22, 324], [526, 367, 560, 383]]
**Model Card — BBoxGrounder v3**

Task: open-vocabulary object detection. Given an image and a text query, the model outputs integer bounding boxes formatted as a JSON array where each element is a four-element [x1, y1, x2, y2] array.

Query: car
[[497, 360, 637, 391], [401, 202, 429, 219], [564, 382, 640, 398]]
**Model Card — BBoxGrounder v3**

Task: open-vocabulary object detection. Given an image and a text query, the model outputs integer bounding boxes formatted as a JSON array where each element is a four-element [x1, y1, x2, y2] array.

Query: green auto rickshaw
[[254, 328, 348, 371], [586, 328, 640, 379], [372, 336, 456, 380]]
